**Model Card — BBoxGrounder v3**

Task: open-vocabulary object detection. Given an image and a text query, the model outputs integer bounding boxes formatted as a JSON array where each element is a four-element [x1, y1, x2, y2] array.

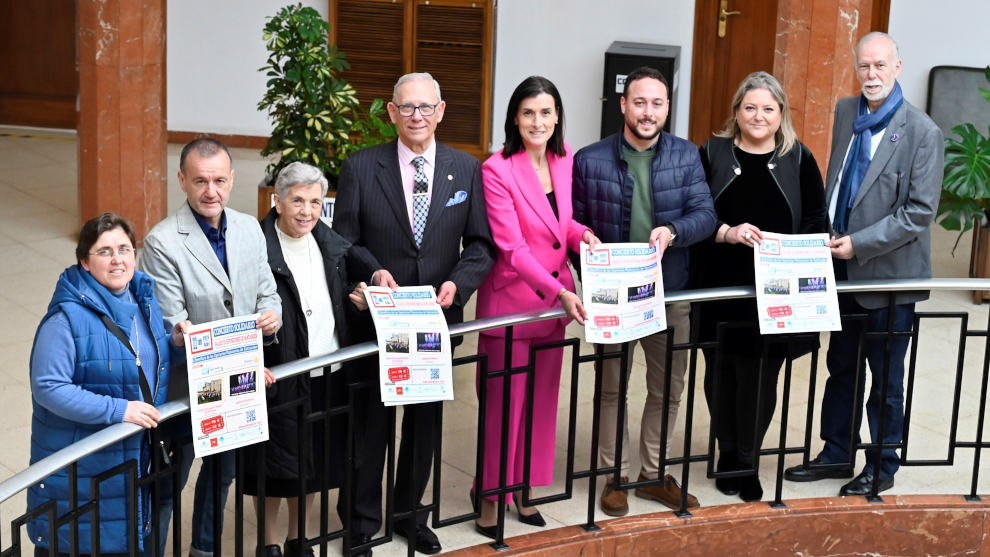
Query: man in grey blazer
[[333, 72, 494, 556], [784, 32, 943, 496], [139, 137, 282, 557]]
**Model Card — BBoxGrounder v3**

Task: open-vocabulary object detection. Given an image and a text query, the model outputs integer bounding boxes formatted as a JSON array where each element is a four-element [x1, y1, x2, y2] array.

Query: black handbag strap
[[99, 314, 155, 404]]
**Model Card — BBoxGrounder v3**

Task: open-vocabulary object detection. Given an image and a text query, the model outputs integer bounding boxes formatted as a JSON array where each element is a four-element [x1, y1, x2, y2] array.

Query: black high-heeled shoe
[[474, 521, 498, 540], [513, 494, 546, 527]]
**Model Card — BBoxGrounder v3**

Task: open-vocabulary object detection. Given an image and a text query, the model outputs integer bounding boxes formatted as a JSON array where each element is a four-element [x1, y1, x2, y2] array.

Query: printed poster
[[580, 242, 667, 344], [753, 232, 841, 334], [184, 314, 269, 458], [364, 285, 454, 406]]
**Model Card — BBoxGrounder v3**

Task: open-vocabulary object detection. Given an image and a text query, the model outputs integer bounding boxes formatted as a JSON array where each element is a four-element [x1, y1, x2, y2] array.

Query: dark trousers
[[345, 383, 439, 536], [818, 296, 915, 479], [154, 443, 235, 556], [703, 348, 784, 465]]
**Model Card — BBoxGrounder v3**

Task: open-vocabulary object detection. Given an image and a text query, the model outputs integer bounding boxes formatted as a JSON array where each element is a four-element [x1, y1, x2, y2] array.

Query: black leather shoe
[[347, 534, 373, 557], [393, 524, 442, 555], [283, 538, 314, 557], [839, 471, 894, 496], [784, 457, 853, 482], [263, 544, 283, 557]]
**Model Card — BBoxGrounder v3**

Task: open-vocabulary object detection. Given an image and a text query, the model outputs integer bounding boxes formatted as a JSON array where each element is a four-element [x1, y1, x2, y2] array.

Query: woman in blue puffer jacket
[[27, 212, 188, 556]]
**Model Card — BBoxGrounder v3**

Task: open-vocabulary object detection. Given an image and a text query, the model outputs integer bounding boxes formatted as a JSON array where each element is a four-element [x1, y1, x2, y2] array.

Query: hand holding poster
[[753, 232, 841, 334], [364, 285, 454, 406], [580, 242, 666, 344], [184, 314, 269, 458]]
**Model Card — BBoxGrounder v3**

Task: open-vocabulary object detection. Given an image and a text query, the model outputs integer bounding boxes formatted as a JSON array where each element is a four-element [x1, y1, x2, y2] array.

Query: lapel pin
[[733, 166, 741, 175], [890, 133, 899, 142], [447, 174, 453, 180]]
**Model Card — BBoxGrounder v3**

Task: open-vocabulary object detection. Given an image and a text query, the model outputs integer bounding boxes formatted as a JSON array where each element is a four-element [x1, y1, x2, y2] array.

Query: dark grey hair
[[392, 72, 442, 103], [274, 161, 328, 199], [76, 212, 136, 265], [179, 137, 232, 173]]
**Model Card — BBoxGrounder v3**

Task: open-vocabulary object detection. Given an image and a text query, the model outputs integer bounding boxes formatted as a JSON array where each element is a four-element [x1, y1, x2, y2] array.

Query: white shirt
[[828, 124, 887, 223], [276, 226, 341, 375]]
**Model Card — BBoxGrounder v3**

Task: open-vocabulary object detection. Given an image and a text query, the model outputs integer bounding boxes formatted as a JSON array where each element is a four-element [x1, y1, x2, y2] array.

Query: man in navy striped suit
[[333, 72, 495, 556]]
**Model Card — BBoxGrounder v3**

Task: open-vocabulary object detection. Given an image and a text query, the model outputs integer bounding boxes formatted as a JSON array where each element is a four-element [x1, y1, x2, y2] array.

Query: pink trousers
[[475, 326, 564, 504]]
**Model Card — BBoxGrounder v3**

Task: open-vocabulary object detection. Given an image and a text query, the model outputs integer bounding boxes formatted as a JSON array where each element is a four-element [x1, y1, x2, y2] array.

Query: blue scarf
[[833, 81, 903, 234]]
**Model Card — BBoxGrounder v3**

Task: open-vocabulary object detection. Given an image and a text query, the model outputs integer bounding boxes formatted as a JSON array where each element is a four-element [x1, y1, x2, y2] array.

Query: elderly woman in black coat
[[246, 162, 367, 557]]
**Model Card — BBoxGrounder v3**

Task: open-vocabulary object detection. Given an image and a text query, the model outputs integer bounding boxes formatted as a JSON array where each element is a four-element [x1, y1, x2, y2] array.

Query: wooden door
[[0, 1, 77, 129], [688, 0, 777, 145], [331, 0, 494, 159]]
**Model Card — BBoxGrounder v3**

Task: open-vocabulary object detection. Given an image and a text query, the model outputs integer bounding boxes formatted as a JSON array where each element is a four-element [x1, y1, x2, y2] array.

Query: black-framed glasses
[[396, 103, 439, 117]]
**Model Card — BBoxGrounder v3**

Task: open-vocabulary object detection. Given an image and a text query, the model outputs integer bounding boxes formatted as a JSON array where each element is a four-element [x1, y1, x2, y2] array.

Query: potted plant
[[935, 66, 990, 301], [256, 3, 395, 219]]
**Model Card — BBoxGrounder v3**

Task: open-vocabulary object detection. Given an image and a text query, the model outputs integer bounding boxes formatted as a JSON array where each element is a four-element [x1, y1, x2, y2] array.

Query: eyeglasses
[[395, 103, 440, 117], [288, 199, 323, 210], [89, 246, 134, 258]]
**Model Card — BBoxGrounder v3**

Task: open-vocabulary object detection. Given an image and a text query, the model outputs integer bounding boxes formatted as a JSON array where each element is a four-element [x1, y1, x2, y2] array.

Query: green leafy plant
[[258, 3, 395, 188], [936, 65, 990, 253]]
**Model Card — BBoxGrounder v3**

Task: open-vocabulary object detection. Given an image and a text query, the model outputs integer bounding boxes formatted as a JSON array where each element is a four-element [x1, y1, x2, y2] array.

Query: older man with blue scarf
[[784, 32, 943, 496]]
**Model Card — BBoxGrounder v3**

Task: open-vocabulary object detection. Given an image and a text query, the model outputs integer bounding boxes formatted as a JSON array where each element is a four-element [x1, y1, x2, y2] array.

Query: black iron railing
[[2, 279, 989, 556]]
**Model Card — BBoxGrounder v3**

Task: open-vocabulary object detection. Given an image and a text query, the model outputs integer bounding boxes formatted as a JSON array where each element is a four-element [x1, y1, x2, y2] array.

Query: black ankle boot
[[715, 453, 740, 495], [738, 473, 763, 502]]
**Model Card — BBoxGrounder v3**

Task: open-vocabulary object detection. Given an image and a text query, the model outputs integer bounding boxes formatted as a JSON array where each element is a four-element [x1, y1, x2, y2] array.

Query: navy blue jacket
[[573, 132, 717, 291], [28, 266, 170, 554]]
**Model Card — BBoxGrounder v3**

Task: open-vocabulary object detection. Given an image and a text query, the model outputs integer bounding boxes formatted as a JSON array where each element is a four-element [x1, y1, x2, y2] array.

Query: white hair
[[856, 31, 901, 62], [392, 72, 442, 103], [274, 161, 328, 199]]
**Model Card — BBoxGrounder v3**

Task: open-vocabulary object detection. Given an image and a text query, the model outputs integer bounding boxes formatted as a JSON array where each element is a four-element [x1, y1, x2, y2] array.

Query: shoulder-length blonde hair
[[715, 71, 797, 155]]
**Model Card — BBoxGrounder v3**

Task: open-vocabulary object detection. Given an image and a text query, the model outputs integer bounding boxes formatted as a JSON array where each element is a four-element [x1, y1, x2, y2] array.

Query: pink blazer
[[476, 142, 589, 338]]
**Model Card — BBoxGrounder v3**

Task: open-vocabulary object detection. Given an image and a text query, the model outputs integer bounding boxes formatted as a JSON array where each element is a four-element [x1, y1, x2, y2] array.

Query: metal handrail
[[2, 277, 988, 505]]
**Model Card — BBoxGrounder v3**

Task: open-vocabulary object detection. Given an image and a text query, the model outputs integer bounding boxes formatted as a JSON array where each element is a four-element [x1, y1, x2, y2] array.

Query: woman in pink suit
[[473, 76, 598, 538]]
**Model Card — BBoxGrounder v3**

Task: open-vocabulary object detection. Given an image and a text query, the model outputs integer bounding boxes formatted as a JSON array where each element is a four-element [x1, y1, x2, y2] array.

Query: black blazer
[[332, 140, 495, 329]]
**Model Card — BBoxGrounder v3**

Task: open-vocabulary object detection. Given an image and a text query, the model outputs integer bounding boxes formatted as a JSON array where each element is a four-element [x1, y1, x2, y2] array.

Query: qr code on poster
[[430, 368, 440, 380], [246, 409, 256, 423]]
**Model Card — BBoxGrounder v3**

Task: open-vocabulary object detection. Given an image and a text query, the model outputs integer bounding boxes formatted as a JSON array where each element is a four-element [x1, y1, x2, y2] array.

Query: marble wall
[[774, 0, 873, 177], [77, 0, 167, 239]]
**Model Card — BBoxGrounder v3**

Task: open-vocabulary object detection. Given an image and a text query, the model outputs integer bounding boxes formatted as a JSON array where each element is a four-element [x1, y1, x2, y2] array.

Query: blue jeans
[[818, 299, 915, 479], [190, 451, 236, 555], [155, 446, 235, 557], [154, 444, 192, 557]]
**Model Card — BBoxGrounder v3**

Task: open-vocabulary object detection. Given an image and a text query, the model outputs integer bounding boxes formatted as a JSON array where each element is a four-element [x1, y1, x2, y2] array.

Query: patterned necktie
[[412, 156, 429, 247]]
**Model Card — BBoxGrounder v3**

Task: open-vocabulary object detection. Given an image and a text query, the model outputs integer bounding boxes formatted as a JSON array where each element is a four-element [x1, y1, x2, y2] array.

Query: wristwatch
[[663, 224, 677, 246]]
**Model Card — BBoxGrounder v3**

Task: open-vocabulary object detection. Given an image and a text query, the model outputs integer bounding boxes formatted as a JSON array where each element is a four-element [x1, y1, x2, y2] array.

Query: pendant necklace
[[296, 235, 315, 317]]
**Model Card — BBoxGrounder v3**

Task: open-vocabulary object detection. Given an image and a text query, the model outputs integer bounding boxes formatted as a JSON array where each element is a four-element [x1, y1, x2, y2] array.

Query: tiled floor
[[0, 128, 987, 556]]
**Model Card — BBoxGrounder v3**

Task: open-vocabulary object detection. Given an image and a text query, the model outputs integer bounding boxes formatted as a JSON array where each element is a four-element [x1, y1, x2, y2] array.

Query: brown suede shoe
[[599, 475, 629, 516], [634, 473, 700, 509]]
